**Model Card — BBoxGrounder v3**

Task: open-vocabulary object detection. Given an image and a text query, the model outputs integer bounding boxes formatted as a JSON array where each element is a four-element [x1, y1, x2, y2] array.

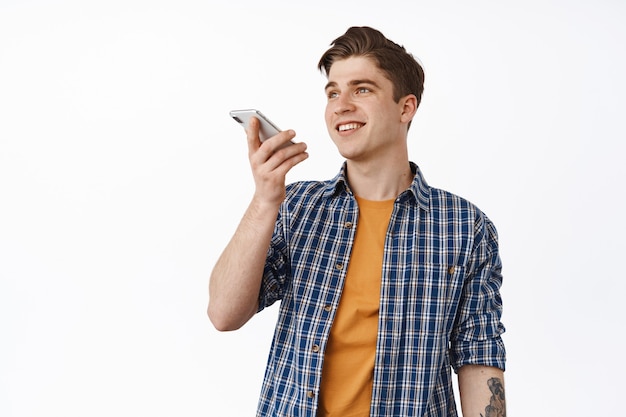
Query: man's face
[[324, 56, 410, 163]]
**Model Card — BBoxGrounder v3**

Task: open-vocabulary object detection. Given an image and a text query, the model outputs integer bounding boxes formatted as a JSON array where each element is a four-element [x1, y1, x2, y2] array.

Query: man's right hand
[[246, 116, 309, 207], [207, 116, 308, 331]]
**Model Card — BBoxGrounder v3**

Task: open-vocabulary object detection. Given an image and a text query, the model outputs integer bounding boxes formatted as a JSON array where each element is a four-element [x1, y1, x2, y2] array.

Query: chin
[[335, 146, 362, 161]]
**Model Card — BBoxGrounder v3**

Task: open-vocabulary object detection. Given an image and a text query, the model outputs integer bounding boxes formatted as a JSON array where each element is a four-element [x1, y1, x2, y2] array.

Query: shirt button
[[324, 305, 332, 312], [307, 391, 315, 399], [312, 344, 320, 353], [336, 263, 343, 270], [448, 266, 455, 274], [344, 221, 353, 229]]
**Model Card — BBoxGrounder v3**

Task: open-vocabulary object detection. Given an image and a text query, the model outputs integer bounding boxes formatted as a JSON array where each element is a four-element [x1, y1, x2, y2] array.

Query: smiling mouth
[[337, 123, 364, 132]]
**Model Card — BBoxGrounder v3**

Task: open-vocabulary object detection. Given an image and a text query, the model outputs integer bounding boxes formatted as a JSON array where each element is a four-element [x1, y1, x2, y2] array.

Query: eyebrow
[[324, 79, 381, 91]]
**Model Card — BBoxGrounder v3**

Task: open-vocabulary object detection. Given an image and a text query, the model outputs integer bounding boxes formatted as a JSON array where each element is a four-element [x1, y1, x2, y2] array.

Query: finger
[[257, 139, 307, 173], [271, 147, 309, 176], [266, 142, 309, 172], [245, 117, 262, 154], [258, 129, 297, 155], [250, 129, 296, 170]]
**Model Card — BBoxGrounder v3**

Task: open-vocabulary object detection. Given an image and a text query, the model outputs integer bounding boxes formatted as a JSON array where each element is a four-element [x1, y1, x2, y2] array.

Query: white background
[[1, 0, 625, 415]]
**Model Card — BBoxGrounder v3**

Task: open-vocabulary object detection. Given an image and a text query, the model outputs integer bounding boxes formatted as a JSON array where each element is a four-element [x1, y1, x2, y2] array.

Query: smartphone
[[230, 109, 293, 147]]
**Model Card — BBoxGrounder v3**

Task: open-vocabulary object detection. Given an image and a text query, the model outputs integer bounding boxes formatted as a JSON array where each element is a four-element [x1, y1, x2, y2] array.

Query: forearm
[[207, 197, 280, 331], [458, 365, 506, 417]]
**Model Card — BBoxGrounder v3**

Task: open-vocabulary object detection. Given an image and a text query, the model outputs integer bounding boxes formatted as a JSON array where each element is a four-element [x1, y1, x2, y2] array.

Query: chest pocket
[[403, 263, 466, 335]]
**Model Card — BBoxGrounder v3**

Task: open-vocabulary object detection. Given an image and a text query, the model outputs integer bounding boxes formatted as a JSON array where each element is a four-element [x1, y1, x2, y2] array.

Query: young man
[[208, 26, 506, 417]]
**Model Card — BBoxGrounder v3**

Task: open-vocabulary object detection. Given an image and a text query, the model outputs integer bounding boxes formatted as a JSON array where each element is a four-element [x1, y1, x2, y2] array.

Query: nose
[[332, 93, 355, 115]]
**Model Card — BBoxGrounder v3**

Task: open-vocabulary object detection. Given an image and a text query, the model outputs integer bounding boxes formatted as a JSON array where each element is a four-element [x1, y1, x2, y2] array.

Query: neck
[[345, 159, 413, 201]]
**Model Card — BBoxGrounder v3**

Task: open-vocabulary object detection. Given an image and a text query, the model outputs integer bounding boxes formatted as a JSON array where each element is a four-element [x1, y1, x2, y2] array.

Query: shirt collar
[[406, 162, 431, 211], [323, 161, 431, 211]]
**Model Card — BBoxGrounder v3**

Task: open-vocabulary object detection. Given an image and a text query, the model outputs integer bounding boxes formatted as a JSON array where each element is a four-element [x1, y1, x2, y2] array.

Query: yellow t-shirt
[[317, 196, 394, 417]]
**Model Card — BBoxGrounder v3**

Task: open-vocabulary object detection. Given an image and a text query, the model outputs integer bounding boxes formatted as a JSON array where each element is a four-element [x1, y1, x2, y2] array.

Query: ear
[[399, 94, 418, 124]]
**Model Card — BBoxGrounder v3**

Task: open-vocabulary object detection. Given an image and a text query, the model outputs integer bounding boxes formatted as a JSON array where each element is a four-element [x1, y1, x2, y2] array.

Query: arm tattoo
[[480, 377, 506, 417]]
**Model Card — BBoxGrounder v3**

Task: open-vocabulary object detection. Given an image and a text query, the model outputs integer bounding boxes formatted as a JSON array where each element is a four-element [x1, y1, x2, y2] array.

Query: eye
[[355, 87, 370, 95], [326, 90, 339, 99]]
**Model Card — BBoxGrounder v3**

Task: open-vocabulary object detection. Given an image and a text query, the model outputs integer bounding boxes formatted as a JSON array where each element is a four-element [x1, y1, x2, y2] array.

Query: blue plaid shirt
[[256, 162, 506, 417]]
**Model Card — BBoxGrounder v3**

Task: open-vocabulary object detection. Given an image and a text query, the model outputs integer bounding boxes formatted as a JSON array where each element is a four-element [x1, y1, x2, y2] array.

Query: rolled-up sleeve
[[450, 215, 506, 372], [257, 206, 290, 312]]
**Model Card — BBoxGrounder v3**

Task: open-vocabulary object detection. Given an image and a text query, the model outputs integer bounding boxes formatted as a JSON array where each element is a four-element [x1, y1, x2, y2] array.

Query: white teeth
[[338, 123, 363, 132]]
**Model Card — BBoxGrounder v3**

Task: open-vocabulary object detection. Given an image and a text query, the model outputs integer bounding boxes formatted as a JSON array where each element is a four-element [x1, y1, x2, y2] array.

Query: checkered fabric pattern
[[256, 162, 506, 417]]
